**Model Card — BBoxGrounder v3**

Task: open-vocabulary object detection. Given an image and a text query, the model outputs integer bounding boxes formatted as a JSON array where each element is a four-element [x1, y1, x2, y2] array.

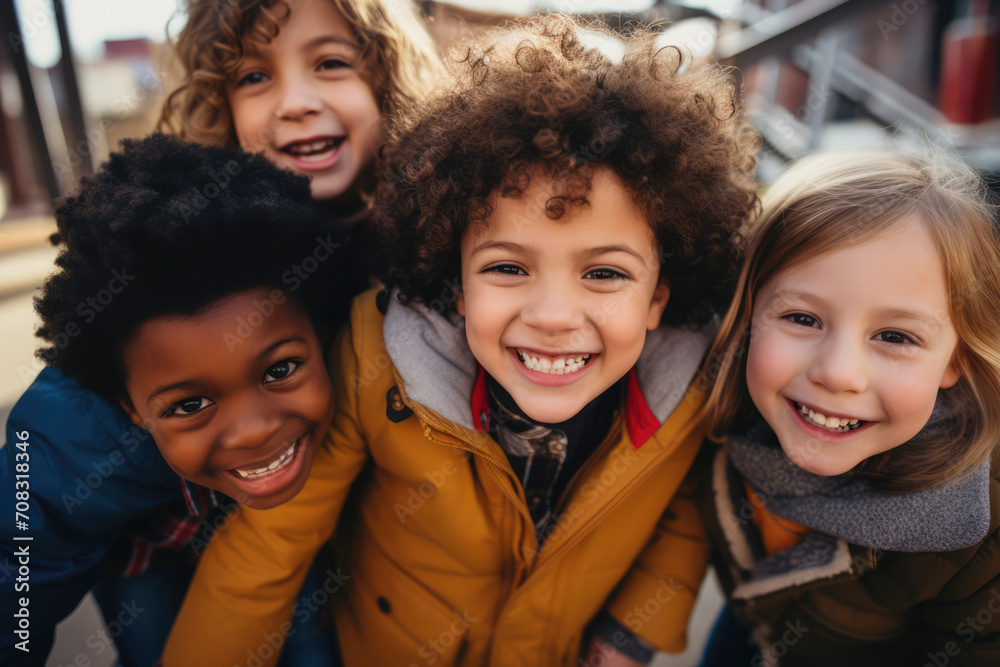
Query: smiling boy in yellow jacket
[[162, 15, 759, 667]]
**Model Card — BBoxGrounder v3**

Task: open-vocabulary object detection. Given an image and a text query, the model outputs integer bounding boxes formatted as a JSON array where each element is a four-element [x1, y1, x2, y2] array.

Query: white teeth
[[796, 403, 863, 432], [517, 350, 591, 374], [284, 138, 341, 158], [234, 439, 298, 479]]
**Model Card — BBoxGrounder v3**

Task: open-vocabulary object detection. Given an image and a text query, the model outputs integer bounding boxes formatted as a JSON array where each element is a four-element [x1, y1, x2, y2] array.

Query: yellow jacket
[[163, 289, 712, 666]]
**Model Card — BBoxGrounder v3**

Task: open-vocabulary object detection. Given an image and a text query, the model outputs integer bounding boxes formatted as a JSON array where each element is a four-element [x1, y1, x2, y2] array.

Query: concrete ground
[[0, 217, 722, 666]]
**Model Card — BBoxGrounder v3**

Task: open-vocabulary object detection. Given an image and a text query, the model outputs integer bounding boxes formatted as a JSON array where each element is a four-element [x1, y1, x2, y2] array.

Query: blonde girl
[[700, 150, 1000, 666]]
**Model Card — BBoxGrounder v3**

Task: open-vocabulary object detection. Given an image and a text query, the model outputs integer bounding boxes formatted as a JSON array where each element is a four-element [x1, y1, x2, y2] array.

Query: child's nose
[[275, 83, 322, 121], [520, 282, 585, 333], [216, 395, 284, 451], [807, 334, 869, 394]]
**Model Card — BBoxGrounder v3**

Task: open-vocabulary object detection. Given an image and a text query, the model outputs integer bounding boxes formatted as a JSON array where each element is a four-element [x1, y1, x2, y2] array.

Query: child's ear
[[118, 396, 145, 429], [645, 281, 670, 331], [940, 346, 964, 389], [455, 284, 466, 317]]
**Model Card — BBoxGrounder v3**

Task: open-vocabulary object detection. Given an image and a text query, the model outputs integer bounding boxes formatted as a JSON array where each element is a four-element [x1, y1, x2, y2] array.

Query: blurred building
[[0, 0, 997, 224]]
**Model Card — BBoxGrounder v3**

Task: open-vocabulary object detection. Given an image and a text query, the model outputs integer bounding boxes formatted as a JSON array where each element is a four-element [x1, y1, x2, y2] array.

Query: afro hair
[[373, 14, 760, 327], [35, 133, 351, 399]]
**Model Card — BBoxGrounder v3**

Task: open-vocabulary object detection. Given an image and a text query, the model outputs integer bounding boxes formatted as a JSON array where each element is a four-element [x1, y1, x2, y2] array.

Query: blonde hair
[[706, 150, 1000, 493], [158, 0, 447, 148]]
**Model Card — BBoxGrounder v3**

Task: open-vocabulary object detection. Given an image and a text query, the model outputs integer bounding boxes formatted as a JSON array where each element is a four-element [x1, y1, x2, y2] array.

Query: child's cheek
[[875, 361, 943, 439], [745, 320, 791, 409]]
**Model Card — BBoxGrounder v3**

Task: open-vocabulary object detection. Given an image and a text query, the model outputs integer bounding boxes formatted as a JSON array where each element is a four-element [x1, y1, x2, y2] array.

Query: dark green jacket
[[699, 443, 1000, 667]]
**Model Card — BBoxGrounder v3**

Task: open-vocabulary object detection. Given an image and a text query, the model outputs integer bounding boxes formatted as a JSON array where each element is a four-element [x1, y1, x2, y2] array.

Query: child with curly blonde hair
[[161, 0, 445, 209], [164, 15, 759, 667]]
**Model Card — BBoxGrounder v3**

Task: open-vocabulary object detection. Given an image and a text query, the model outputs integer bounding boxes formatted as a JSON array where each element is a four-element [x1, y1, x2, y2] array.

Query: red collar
[[470, 367, 659, 448]]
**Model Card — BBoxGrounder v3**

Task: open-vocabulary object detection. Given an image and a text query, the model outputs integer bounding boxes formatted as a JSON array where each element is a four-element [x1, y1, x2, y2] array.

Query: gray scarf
[[726, 421, 991, 553]]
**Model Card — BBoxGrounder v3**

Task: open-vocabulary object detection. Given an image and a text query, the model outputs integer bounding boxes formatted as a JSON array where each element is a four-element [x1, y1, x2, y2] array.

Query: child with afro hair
[[164, 15, 759, 667], [1, 133, 352, 665]]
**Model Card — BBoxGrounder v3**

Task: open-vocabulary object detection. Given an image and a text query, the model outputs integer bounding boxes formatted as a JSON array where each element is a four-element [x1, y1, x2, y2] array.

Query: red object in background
[[938, 15, 997, 124]]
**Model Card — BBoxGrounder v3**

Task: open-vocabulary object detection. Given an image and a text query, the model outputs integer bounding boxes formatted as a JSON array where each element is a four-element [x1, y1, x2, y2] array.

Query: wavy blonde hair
[[159, 0, 447, 148], [705, 150, 1000, 493]]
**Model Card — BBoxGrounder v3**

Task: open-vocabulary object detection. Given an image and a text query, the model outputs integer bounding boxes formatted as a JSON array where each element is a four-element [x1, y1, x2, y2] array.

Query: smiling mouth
[[280, 137, 343, 161], [794, 402, 866, 433], [515, 349, 593, 375], [232, 437, 300, 479]]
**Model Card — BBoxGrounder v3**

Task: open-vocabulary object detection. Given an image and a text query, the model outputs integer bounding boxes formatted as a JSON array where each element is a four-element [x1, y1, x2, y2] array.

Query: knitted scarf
[[726, 420, 991, 553]]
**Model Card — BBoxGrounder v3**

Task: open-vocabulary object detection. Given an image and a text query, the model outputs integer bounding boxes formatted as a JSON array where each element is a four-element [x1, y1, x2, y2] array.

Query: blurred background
[[0, 0, 997, 665]]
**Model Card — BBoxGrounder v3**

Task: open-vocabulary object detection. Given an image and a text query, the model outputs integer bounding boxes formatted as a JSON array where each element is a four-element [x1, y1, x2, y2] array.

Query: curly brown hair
[[373, 14, 760, 327], [159, 0, 446, 149]]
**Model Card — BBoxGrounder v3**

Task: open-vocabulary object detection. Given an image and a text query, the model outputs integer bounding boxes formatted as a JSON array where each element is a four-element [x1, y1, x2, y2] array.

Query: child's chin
[[779, 440, 856, 477], [518, 400, 587, 425]]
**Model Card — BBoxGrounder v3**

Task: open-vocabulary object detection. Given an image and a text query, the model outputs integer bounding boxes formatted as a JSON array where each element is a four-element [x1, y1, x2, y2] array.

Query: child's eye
[[483, 264, 526, 276], [235, 71, 269, 87], [263, 360, 300, 383], [584, 268, 630, 281], [873, 330, 914, 345], [782, 313, 820, 328], [318, 58, 349, 71], [164, 397, 213, 418]]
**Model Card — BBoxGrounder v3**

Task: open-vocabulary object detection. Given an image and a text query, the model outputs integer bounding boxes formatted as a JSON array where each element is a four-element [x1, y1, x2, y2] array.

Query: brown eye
[[874, 331, 913, 345], [584, 268, 629, 281], [263, 360, 300, 383], [235, 71, 269, 87], [783, 313, 819, 328], [164, 397, 212, 417], [483, 264, 525, 275]]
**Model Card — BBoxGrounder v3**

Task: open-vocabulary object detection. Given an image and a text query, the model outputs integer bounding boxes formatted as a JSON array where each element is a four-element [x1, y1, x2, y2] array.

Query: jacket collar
[[470, 366, 660, 448], [381, 289, 713, 448]]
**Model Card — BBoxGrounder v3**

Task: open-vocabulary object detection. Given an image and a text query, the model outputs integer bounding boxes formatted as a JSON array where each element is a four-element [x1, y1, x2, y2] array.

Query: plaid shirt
[[111, 480, 231, 576]]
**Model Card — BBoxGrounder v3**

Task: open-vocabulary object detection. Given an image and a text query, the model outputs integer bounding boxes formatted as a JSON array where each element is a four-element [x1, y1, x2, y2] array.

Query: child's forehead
[[466, 172, 660, 259]]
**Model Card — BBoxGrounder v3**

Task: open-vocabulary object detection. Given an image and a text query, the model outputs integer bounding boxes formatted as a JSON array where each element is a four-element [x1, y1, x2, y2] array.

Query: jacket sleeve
[[162, 319, 371, 667], [602, 456, 711, 654], [914, 526, 1000, 665], [0, 368, 180, 665]]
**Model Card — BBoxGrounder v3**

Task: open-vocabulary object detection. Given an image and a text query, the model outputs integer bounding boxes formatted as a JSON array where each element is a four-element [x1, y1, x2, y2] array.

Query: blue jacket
[[0, 367, 201, 664]]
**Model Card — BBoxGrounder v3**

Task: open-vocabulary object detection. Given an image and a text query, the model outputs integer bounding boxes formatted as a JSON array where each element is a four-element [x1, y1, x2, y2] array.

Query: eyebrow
[[579, 244, 648, 265], [301, 35, 359, 52], [243, 34, 359, 58], [470, 240, 526, 258], [145, 337, 308, 407], [879, 309, 943, 332], [771, 288, 821, 304], [470, 241, 647, 265]]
